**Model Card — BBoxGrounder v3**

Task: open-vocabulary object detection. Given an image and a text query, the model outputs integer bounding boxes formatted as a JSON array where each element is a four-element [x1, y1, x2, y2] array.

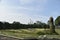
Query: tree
[[34, 21, 47, 28], [0, 22, 3, 29], [3, 22, 10, 29], [55, 16, 60, 26], [12, 21, 21, 29], [36, 21, 42, 24], [49, 17, 55, 33]]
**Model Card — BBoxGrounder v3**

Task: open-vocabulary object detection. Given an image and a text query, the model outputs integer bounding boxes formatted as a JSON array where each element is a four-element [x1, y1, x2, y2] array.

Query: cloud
[[0, 13, 29, 24], [19, 0, 48, 13], [19, 0, 34, 5], [0, 0, 48, 12], [19, 0, 47, 5], [0, 0, 49, 24], [0, 5, 48, 24]]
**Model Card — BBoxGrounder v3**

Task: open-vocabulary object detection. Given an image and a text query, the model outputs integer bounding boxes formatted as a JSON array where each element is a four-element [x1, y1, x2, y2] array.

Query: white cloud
[[0, 0, 49, 24], [19, 0, 34, 5], [19, 0, 48, 12], [19, 0, 47, 5], [0, 7, 49, 24], [0, 13, 29, 24], [31, 14, 49, 23]]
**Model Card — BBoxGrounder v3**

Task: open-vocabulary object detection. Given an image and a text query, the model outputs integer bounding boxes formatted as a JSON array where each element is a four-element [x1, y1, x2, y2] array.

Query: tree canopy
[[55, 16, 60, 26], [0, 21, 49, 29]]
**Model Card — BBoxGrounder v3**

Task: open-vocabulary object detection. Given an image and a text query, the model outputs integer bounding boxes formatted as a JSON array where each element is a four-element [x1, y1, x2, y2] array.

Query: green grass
[[0, 28, 60, 38], [55, 29, 60, 34]]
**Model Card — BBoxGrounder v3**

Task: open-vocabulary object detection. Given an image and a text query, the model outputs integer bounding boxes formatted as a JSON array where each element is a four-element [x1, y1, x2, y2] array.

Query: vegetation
[[0, 16, 60, 38], [55, 16, 60, 26], [0, 21, 49, 29], [0, 28, 60, 38]]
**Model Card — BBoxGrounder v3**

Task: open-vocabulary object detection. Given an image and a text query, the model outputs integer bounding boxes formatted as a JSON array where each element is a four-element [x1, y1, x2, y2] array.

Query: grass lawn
[[0, 28, 60, 38]]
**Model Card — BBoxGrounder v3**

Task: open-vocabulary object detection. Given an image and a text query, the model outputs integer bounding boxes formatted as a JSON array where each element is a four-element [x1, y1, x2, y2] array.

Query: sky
[[0, 0, 60, 24]]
